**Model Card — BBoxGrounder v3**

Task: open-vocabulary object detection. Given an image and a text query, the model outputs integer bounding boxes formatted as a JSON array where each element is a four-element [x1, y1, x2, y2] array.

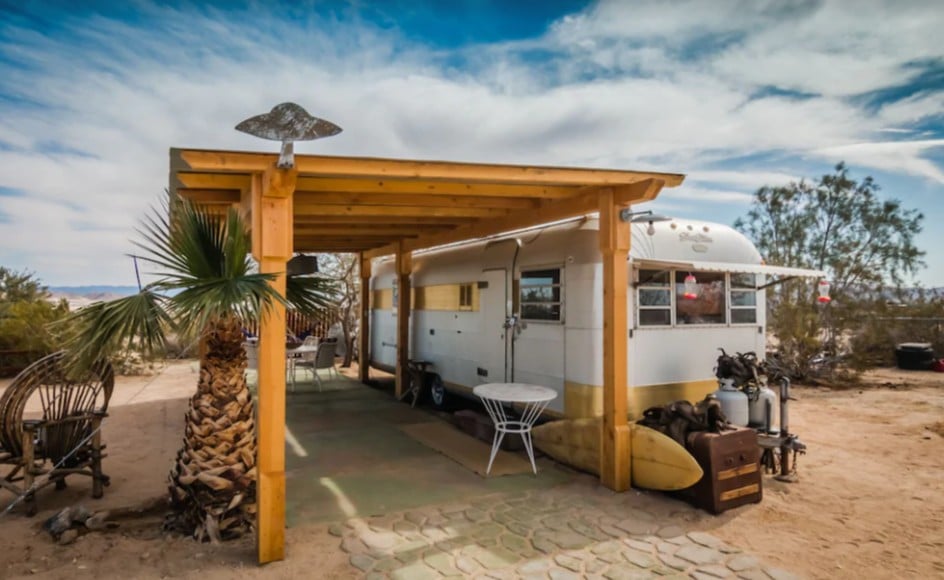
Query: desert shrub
[[0, 267, 69, 375]]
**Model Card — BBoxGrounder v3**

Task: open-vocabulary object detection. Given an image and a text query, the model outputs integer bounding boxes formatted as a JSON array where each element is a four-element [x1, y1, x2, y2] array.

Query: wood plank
[[256, 167, 295, 564], [294, 191, 539, 210], [293, 242, 378, 252], [294, 225, 452, 236], [177, 189, 241, 203], [293, 204, 511, 218], [294, 215, 475, 225], [598, 188, 631, 493], [175, 149, 686, 186], [295, 177, 580, 198], [395, 246, 412, 399], [359, 255, 371, 383], [295, 235, 407, 245], [612, 179, 666, 205], [176, 172, 250, 189], [256, 256, 288, 564], [363, 187, 604, 259]]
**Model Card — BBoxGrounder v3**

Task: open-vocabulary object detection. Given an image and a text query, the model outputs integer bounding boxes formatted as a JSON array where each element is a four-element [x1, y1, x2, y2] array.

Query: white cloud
[[813, 140, 944, 183], [663, 186, 754, 204], [688, 170, 803, 189], [0, 1, 941, 285]]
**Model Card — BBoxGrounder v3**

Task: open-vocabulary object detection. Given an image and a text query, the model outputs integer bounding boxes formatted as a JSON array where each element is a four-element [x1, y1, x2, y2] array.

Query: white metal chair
[[243, 341, 259, 385], [294, 339, 338, 390]]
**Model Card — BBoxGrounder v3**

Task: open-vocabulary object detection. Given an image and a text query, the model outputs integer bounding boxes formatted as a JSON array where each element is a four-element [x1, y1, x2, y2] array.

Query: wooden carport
[[169, 148, 685, 563]]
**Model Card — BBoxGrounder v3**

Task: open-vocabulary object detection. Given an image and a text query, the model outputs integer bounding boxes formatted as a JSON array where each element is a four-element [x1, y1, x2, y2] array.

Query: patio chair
[[293, 340, 339, 390], [0, 351, 114, 515]]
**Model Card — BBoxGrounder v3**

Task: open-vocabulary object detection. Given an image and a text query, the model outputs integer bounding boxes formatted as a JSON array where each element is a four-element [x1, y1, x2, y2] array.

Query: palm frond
[[56, 289, 173, 372], [170, 275, 283, 339], [286, 274, 340, 316]]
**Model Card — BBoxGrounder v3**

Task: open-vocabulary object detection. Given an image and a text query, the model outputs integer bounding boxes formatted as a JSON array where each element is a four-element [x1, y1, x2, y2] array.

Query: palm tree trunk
[[166, 314, 256, 542]]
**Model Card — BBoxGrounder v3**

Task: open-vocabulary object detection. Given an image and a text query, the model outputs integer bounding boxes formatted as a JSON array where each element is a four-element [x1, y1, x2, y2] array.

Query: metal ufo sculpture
[[235, 102, 342, 168]]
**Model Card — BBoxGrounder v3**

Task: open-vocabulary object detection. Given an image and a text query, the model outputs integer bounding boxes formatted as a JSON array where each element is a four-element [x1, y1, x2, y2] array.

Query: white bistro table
[[286, 344, 319, 390], [472, 383, 557, 475]]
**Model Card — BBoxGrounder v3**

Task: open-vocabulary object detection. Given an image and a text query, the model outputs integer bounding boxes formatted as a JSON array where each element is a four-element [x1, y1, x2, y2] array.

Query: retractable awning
[[634, 258, 825, 279]]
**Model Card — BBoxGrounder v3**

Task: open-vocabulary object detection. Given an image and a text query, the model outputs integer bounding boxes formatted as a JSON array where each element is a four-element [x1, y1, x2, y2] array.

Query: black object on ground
[[895, 342, 936, 370]]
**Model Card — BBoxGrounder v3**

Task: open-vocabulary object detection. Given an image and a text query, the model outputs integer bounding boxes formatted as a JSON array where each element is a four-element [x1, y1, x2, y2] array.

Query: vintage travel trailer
[[368, 216, 823, 418]]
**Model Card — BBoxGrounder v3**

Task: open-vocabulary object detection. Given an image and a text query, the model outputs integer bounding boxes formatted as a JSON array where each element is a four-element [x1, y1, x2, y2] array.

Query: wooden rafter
[[293, 192, 539, 210]]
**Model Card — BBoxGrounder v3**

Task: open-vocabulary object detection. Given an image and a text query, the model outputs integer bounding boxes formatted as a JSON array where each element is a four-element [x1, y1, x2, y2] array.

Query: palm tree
[[60, 197, 336, 542]]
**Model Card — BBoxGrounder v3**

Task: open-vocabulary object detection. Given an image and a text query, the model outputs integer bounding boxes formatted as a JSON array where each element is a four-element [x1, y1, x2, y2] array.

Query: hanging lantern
[[683, 273, 698, 300], [817, 280, 832, 304]]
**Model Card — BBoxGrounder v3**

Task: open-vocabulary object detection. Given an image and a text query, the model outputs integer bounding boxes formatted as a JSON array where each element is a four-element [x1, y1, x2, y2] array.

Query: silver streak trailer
[[369, 216, 823, 418]]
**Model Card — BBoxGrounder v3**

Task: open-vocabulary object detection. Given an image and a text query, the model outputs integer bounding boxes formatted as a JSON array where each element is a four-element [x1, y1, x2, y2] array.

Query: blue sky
[[0, 0, 942, 286]]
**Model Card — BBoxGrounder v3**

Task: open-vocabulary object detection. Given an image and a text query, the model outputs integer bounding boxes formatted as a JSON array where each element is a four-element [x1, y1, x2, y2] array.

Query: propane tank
[[714, 378, 749, 426], [748, 379, 778, 433]]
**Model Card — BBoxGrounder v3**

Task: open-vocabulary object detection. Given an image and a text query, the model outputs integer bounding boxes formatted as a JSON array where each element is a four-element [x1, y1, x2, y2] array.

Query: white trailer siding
[[369, 216, 809, 418]]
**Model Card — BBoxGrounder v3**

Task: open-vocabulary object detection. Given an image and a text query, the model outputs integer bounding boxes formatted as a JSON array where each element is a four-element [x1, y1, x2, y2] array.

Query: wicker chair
[[0, 351, 114, 515]]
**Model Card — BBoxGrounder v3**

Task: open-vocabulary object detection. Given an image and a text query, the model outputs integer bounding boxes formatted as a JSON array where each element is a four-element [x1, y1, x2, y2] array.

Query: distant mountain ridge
[[48, 286, 140, 310], [49, 285, 139, 296]]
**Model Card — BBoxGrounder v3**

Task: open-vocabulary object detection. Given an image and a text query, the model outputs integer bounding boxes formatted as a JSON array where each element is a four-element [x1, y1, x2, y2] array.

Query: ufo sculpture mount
[[235, 102, 342, 169]]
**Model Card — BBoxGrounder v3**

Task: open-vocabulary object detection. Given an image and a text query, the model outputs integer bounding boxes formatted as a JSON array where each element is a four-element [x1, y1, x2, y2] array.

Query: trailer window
[[675, 271, 725, 325], [520, 268, 563, 322], [730, 273, 757, 324], [459, 284, 474, 310], [637, 269, 671, 327]]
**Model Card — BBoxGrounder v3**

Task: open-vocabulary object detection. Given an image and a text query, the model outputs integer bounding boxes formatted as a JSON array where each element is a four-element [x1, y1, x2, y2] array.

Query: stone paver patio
[[281, 372, 799, 579], [330, 482, 799, 580]]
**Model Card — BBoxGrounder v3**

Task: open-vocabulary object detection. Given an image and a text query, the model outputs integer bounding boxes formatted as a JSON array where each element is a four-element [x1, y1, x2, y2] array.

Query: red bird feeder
[[817, 280, 831, 304], [682, 273, 698, 300]]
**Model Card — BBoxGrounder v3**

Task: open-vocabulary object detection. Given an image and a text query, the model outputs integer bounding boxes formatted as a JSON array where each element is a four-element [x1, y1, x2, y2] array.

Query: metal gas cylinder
[[748, 380, 778, 433], [714, 378, 749, 426]]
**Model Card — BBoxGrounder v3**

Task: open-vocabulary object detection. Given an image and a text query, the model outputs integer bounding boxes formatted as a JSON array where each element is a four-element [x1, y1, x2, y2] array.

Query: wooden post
[[358, 254, 372, 384], [599, 189, 631, 492], [253, 166, 297, 564], [395, 243, 412, 398]]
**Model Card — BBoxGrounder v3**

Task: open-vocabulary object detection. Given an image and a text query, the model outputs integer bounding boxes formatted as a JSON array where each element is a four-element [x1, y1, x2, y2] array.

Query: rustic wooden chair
[[0, 351, 114, 515]]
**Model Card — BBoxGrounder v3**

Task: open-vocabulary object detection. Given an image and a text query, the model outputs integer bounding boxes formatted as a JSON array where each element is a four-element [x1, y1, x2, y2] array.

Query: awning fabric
[[633, 258, 824, 279]]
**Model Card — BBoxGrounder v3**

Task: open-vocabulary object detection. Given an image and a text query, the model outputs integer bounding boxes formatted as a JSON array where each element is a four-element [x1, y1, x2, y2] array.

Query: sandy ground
[[0, 362, 942, 579]]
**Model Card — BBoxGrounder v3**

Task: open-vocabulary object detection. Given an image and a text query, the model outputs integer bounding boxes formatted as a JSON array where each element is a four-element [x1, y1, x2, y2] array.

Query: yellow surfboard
[[631, 424, 703, 491]]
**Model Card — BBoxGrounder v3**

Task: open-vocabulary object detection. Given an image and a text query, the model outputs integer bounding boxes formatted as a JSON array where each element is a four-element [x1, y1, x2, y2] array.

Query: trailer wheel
[[429, 374, 451, 411]]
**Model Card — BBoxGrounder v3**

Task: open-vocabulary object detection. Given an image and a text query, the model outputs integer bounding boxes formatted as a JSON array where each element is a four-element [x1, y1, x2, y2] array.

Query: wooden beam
[[174, 149, 686, 187], [612, 178, 666, 206], [598, 188, 631, 493], [363, 186, 604, 259], [296, 236, 407, 246], [294, 224, 452, 236], [175, 172, 250, 190], [358, 254, 371, 384], [293, 204, 511, 218], [294, 191, 539, 210], [295, 177, 581, 198], [177, 189, 242, 203], [395, 244, 412, 400], [256, 166, 296, 565], [293, 242, 379, 252], [293, 215, 475, 225]]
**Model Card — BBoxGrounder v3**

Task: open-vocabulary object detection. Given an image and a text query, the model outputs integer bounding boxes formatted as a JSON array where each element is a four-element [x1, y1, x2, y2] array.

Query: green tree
[[0, 267, 69, 371], [59, 198, 337, 541], [734, 163, 925, 379]]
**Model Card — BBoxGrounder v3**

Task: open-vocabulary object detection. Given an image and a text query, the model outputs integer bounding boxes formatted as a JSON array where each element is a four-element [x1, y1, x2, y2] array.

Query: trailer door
[[478, 269, 510, 382]]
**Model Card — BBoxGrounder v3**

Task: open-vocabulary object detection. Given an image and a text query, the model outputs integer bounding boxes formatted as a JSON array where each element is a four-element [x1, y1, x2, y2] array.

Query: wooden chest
[[676, 426, 762, 514]]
